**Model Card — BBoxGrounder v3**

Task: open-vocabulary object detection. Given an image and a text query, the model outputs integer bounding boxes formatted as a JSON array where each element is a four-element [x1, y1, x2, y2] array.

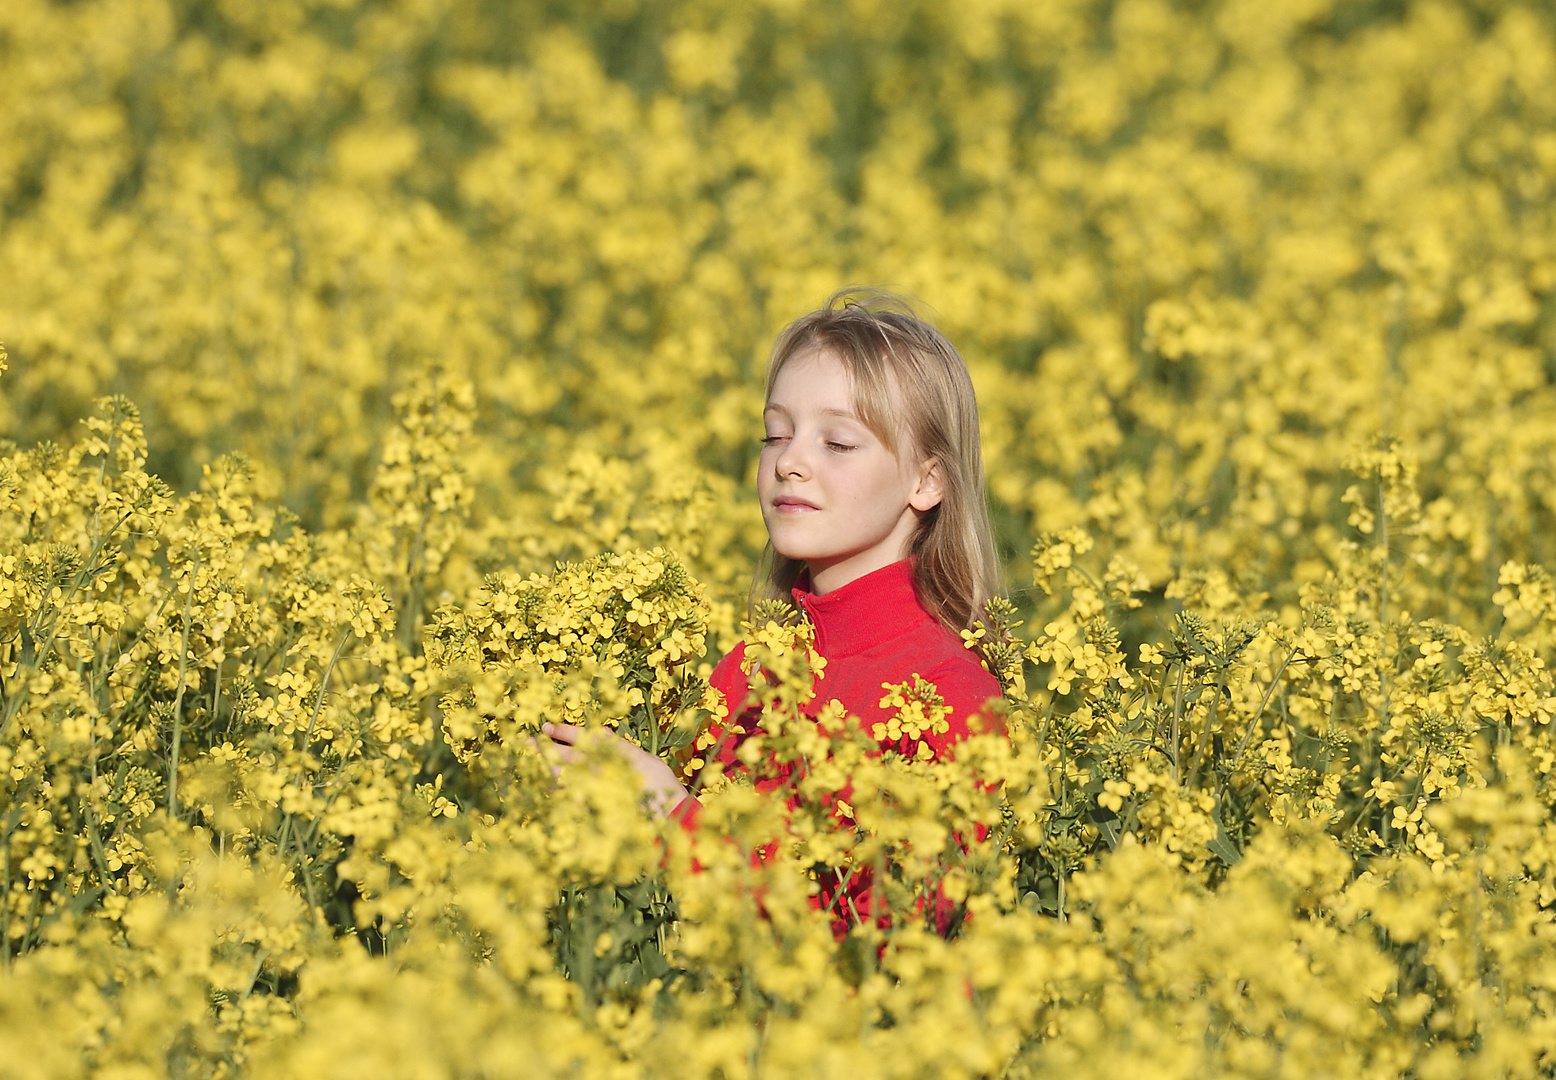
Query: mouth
[[771, 495, 821, 513]]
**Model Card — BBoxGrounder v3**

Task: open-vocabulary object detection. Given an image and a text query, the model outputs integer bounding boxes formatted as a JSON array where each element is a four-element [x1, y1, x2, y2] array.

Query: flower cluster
[[428, 548, 716, 760]]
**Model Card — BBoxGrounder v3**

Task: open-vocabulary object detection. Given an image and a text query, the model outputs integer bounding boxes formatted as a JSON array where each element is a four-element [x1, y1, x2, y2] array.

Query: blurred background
[[4, 0, 1555, 636]]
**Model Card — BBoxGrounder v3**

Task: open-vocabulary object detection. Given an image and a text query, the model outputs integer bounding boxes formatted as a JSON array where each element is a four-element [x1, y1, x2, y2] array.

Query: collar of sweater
[[791, 559, 934, 660]]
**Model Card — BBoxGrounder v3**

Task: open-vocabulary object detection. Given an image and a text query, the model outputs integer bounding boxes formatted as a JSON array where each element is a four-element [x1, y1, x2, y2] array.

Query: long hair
[[753, 287, 1000, 632]]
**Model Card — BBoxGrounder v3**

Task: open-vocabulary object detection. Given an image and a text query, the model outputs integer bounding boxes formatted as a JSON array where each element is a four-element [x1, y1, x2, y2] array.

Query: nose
[[773, 438, 810, 480]]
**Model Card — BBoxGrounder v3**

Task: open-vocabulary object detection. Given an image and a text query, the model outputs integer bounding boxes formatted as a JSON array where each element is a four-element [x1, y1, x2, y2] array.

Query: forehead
[[765, 348, 855, 411], [766, 345, 902, 450]]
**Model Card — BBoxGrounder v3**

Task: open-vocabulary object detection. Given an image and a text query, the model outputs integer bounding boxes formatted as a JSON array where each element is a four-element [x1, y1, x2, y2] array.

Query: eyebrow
[[763, 404, 860, 420]]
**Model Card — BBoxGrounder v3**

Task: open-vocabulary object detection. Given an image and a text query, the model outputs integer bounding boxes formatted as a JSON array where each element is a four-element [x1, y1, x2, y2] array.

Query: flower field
[[5, 0, 1556, 1075]]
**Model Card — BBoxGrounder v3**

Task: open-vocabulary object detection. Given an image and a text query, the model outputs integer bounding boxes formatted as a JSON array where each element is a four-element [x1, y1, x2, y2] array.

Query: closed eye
[[760, 435, 788, 446], [826, 441, 857, 452]]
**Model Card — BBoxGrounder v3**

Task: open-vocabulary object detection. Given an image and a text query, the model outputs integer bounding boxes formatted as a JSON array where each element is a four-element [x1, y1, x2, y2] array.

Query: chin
[[765, 525, 814, 556], [768, 538, 826, 564], [769, 544, 817, 564]]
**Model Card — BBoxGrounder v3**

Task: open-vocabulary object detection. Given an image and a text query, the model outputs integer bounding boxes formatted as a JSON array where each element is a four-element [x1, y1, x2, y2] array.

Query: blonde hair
[[754, 287, 1000, 632]]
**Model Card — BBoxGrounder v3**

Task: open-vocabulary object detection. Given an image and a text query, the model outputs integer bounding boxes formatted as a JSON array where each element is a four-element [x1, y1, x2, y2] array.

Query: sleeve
[[668, 792, 702, 828], [921, 657, 1005, 761], [671, 643, 752, 833], [708, 643, 751, 720], [920, 655, 1004, 936]]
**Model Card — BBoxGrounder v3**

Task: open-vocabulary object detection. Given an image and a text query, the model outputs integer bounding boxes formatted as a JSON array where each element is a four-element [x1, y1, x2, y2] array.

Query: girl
[[547, 288, 1002, 833]]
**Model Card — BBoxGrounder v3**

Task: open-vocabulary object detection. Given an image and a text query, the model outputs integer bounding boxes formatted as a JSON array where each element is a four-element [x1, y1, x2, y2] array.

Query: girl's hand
[[542, 722, 689, 819]]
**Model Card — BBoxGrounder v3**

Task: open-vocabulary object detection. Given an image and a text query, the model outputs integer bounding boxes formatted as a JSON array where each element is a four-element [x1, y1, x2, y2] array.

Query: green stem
[[303, 629, 353, 753], [1231, 646, 1298, 768], [1185, 680, 1223, 791], [293, 826, 321, 925], [167, 550, 201, 816], [1170, 662, 1186, 785], [1378, 481, 1391, 735], [1, 840, 10, 967]]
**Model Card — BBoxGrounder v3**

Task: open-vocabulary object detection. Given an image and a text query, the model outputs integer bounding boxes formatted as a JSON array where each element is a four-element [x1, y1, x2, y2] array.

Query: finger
[[542, 721, 582, 745], [526, 736, 574, 759], [533, 738, 582, 780]]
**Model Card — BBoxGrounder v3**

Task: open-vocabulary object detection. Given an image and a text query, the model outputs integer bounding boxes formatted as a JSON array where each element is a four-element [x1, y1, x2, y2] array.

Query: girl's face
[[759, 348, 943, 595]]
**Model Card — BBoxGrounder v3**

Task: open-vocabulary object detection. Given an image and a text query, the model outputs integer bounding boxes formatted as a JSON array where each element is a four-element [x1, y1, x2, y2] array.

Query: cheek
[[836, 459, 906, 509]]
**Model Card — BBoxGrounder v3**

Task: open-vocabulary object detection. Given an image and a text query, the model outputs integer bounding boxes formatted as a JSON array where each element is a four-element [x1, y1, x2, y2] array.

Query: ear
[[908, 456, 944, 513]]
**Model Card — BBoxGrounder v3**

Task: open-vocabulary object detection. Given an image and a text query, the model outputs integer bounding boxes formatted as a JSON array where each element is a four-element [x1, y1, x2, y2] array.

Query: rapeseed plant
[[6, 1, 1556, 1077]]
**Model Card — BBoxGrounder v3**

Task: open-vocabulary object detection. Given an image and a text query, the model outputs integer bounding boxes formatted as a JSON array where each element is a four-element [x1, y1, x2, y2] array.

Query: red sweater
[[671, 559, 1002, 934]]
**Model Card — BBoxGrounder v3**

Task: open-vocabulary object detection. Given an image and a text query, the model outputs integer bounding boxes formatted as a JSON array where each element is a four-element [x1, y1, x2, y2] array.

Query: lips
[[772, 495, 821, 512]]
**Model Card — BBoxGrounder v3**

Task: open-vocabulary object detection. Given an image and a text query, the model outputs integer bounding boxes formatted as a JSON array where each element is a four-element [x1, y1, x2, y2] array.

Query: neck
[[802, 518, 920, 595]]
